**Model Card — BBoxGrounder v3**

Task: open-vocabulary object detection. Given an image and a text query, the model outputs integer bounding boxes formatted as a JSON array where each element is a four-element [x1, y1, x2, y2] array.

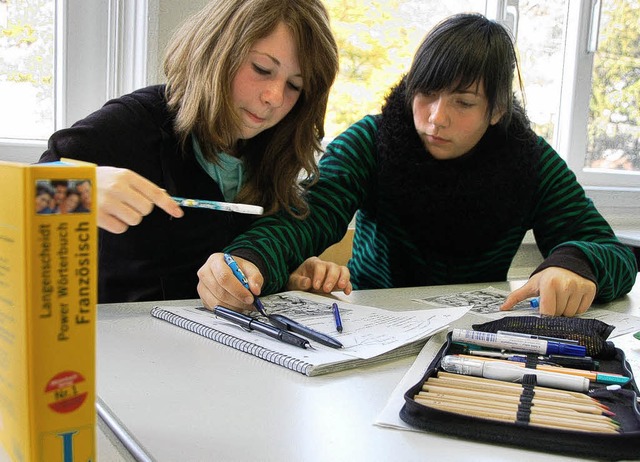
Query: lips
[[426, 134, 449, 144], [244, 109, 266, 124]]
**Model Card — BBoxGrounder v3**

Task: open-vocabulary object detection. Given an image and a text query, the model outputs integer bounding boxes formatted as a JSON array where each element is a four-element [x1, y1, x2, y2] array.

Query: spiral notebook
[[150, 291, 470, 376]]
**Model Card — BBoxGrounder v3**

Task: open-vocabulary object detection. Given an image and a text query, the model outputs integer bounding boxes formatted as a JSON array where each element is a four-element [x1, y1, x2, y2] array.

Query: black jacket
[[40, 85, 255, 303]]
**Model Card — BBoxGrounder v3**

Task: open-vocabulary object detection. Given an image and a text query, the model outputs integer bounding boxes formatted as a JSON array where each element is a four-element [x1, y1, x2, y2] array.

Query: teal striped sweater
[[226, 114, 637, 301]]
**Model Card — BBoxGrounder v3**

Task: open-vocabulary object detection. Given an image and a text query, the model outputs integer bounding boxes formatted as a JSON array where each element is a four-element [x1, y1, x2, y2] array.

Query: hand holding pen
[[96, 167, 184, 234], [223, 254, 268, 316], [222, 254, 343, 349], [196, 253, 265, 311], [499, 267, 596, 317]]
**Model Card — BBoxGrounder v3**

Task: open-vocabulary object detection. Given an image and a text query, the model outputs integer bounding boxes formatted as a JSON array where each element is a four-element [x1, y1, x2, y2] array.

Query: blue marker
[[530, 297, 540, 308], [223, 254, 267, 316], [451, 328, 587, 357]]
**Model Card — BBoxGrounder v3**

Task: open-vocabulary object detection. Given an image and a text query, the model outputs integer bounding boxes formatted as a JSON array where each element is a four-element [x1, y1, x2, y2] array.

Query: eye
[[457, 99, 475, 108], [287, 81, 302, 92], [252, 63, 270, 75]]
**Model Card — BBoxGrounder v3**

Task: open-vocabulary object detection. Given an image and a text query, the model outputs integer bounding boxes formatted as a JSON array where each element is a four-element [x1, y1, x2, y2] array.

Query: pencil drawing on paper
[[263, 293, 339, 318], [414, 287, 531, 314]]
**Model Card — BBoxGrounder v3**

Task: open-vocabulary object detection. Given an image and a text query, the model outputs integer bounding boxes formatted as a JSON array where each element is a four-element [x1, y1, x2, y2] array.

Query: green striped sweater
[[226, 115, 637, 300]]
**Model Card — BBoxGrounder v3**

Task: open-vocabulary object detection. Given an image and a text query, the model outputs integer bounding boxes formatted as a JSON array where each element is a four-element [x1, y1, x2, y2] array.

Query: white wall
[[147, 0, 208, 84]]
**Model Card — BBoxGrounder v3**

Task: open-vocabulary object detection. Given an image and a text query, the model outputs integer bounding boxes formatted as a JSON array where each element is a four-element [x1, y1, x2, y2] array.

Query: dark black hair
[[405, 13, 522, 127]]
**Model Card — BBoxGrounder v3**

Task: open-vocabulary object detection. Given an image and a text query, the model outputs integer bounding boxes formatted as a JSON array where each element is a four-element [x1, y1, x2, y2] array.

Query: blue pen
[[223, 253, 268, 316], [332, 302, 343, 333]]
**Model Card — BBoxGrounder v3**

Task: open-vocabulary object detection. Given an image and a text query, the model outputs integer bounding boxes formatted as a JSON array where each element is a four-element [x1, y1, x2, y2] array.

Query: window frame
[[1, 0, 638, 228], [557, 1, 639, 226]]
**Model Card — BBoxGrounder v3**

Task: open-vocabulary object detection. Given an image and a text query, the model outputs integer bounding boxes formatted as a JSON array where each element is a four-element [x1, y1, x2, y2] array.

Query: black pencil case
[[399, 317, 640, 461]]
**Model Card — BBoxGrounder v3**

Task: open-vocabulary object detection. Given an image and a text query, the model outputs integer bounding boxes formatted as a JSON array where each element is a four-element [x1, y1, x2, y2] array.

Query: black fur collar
[[376, 80, 540, 257]]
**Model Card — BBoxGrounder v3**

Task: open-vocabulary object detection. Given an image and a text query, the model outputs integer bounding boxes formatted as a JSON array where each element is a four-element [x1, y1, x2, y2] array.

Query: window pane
[[516, 0, 569, 146], [586, 0, 640, 172], [0, 0, 54, 141], [323, 0, 484, 138], [323, 0, 569, 147]]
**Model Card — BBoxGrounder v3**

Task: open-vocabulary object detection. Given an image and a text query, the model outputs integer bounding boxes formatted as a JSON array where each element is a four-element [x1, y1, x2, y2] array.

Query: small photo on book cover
[[35, 178, 92, 215]]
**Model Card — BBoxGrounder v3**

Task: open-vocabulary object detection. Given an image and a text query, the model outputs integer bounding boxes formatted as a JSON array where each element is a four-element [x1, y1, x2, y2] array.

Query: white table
[[616, 230, 640, 247], [96, 280, 640, 461]]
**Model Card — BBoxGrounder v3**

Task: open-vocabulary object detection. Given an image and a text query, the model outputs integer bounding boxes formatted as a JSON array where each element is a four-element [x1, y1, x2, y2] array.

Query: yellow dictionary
[[0, 160, 97, 461]]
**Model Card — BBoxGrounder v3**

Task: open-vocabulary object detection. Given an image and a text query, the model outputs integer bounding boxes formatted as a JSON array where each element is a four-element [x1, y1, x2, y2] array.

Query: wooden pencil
[[434, 372, 609, 408], [414, 396, 619, 434], [421, 383, 611, 416], [416, 390, 618, 427]]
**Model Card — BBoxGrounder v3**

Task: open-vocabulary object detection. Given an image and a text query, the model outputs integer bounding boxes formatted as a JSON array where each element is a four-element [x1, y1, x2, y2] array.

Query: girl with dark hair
[[199, 13, 637, 317]]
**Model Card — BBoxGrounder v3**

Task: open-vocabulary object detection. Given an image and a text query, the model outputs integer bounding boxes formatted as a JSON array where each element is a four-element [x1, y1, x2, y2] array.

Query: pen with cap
[[268, 314, 343, 349], [451, 328, 587, 357], [212, 305, 310, 349]]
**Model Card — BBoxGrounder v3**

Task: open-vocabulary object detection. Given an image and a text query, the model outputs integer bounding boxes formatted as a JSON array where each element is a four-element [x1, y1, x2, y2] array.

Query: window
[[323, 0, 640, 197], [2, 0, 638, 225], [0, 0, 147, 163], [584, 0, 640, 180], [0, 0, 54, 141]]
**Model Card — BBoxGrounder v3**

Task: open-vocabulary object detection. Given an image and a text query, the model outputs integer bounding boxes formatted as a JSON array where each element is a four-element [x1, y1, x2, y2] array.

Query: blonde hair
[[163, 0, 338, 218]]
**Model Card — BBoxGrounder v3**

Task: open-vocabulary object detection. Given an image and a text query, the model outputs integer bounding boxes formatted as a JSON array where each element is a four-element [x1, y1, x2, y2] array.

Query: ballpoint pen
[[332, 302, 343, 333], [172, 196, 264, 215], [213, 305, 310, 349], [268, 313, 343, 349], [223, 253, 268, 316]]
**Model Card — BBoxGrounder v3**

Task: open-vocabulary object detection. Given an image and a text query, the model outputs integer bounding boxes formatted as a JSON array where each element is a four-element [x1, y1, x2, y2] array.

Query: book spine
[[0, 161, 97, 461], [150, 307, 313, 376]]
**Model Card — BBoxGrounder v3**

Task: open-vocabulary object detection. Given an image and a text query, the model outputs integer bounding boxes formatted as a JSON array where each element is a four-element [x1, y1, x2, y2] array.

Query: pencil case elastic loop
[[524, 354, 540, 369]]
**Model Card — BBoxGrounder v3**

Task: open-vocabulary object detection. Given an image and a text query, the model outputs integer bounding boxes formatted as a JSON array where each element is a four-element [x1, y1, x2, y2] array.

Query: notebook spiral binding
[[150, 307, 312, 375]]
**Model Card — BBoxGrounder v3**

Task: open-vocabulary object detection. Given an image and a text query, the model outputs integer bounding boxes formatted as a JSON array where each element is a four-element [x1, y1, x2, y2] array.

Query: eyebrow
[[454, 89, 484, 97]]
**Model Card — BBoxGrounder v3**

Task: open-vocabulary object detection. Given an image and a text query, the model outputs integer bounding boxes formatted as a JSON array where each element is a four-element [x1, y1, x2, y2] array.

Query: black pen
[[268, 313, 343, 349], [223, 253, 268, 316], [213, 306, 310, 349]]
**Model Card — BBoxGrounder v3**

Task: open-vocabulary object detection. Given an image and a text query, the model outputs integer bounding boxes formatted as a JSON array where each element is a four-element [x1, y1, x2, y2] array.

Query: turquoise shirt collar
[[192, 135, 246, 202]]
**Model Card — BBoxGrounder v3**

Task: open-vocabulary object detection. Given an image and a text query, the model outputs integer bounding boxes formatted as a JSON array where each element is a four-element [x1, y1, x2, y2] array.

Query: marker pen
[[451, 328, 586, 357], [440, 355, 590, 392]]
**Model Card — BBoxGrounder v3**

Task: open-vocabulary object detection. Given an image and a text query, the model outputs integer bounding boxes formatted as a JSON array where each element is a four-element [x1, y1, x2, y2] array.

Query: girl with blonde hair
[[40, 0, 340, 303]]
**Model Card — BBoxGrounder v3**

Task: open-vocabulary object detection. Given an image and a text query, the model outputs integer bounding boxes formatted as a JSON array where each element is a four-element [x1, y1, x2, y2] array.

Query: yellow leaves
[[2, 23, 37, 45]]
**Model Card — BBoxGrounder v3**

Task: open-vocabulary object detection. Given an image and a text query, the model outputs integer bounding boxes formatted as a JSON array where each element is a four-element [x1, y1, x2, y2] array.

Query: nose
[[429, 96, 449, 128], [261, 81, 285, 108]]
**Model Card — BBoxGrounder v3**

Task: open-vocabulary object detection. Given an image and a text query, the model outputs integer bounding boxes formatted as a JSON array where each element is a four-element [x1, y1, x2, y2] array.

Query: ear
[[489, 108, 505, 126]]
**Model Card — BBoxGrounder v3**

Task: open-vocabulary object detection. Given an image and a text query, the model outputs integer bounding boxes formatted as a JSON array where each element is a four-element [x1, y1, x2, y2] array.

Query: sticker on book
[[35, 178, 92, 215], [45, 370, 89, 413]]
